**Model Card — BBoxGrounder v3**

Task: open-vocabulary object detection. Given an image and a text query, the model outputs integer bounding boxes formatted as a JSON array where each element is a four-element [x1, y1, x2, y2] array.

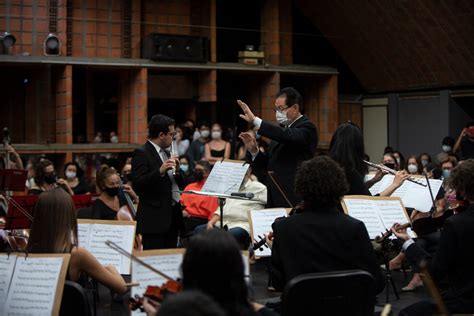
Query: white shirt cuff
[[250, 151, 259, 161], [253, 117, 262, 130], [401, 239, 415, 252]]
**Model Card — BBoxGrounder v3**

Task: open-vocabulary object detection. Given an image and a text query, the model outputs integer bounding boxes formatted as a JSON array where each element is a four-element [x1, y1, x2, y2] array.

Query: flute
[[363, 160, 427, 187], [170, 140, 178, 176]]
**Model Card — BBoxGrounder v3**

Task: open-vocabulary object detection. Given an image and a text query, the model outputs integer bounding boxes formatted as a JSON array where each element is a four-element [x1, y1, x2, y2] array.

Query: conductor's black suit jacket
[[253, 115, 317, 207], [271, 207, 386, 294], [131, 141, 183, 234]]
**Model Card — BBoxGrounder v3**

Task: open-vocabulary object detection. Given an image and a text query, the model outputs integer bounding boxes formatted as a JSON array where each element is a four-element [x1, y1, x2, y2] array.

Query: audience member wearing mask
[[454, 122, 474, 160], [63, 162, 90, 195], [393, 150, 406, 170], [418, 152, 432, 168], [91, 166, 138, 220], [121, 158, 133, 185], [405, 156, 421, 175], [110, 131, 119, 143], [180, 161, 218, 235], [441, 157, 457, 182], [437, 136, 455, 164], [178, 155, 193, 186], [382, 153, 399, 171], [28, 159, 74, 195], [204, 123, 231, 165], [187, 122, 210, 167], [175, 125, 190, 156]]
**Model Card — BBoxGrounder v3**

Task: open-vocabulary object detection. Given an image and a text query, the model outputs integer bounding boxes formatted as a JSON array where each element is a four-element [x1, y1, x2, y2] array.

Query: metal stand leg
[[218, 197, 226, 229]]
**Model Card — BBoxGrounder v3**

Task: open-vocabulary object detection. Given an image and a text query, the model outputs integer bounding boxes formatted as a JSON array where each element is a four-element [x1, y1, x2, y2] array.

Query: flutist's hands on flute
[[160, 158, 178, 177], [379, 170, 410, 197]]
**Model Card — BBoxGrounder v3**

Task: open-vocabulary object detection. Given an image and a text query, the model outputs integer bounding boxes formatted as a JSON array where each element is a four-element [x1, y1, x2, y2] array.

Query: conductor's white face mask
[[276, 110, 290, 126]]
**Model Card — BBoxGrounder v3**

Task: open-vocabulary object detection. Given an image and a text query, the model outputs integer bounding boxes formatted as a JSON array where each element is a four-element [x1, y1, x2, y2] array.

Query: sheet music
[[368, 175, 443, 212], [0, 254, 17, 307], [202, 160, 249, 194], [78, 222, 135, 274], [249, 208, 287, 257], [3, 257, 64, 316], [132, 253, 184, 316], [343, 199, 385, 239]]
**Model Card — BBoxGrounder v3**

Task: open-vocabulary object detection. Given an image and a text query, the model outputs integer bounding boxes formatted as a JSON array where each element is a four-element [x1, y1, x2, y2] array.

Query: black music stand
[[0, 169, 27, 192]]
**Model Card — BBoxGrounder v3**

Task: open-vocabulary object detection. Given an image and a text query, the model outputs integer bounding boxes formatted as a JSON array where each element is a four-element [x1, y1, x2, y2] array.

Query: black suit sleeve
[[352, 221, 386, 294], [270, 220, 286, 291], [258, 120, 316, 147], [405, 219, 456, 284], [131, 148, 168, 194]]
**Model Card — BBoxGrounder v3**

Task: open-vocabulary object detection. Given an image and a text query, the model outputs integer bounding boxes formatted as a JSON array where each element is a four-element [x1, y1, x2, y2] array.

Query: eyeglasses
[[273, 106, 290, 112]]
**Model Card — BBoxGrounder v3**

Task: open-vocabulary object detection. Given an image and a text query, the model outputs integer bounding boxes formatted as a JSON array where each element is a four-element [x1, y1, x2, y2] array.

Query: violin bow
[[267, 171, 294, 208], [105, 240, 174, 281]]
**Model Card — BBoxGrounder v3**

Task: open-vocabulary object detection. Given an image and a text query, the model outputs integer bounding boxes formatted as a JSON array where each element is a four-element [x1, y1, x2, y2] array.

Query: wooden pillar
[[55, 64, 73, 161]]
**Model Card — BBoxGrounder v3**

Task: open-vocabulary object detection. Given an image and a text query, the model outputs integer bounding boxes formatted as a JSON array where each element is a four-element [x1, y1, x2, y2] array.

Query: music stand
[[0, 169, 27, 192]]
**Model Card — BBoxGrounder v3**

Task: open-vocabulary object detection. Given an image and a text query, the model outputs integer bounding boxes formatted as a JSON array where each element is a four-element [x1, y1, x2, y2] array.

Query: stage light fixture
[[44, 33, 61, 56], [1, 32, 16, 48]]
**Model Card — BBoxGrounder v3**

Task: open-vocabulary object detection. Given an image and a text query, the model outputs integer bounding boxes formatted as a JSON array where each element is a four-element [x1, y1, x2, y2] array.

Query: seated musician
[[179, 161, 218, 235], [28, 188, 127, 293], [91, 165, 138, 220], [142, 229, 278, 316], [201, 168, 267, 249], [392, 159, 474, 315], [329, 122, 409, 195], [267, 156, 385, 295], [28, 159, 74, 195]]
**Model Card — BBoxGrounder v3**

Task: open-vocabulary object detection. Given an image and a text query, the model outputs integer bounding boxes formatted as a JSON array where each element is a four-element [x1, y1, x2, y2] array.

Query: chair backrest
[[282, 270, 376, 316], [60, 280, 91, 316], [76, 207, 93, 219]]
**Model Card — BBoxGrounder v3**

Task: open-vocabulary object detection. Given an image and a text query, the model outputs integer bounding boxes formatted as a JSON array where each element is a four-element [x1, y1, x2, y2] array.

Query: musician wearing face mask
[[91, 166, 138, 220], [405, 156, 421, 175], [63, 161, 90, 195], [28, 159, 74, 196], [187, 122, 211, 167], [204, 123, 231, 165], [238, 87, 317, 208], [179, 161, 218, 235]]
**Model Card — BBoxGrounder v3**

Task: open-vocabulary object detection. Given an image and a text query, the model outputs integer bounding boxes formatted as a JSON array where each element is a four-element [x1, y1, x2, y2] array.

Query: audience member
[[436, 136, 455, 163], [28, 159, 73, 195], [187, 122, 210, 167], [63, 161, 90, 194], [176, 125, 190, 156], [204, 123, 231, 165], [454, 122, 474, 160]]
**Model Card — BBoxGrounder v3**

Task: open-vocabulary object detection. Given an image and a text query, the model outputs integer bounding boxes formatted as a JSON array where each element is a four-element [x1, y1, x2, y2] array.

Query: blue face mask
[[180, 164, 189, 173], [442, 169, 451, 179]]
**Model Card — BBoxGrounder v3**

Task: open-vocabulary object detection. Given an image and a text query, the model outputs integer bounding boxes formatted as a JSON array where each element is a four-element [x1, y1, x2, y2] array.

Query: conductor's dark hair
[[295, 156, 349, 209], [182, 229, 250, 316], [276, 87, 304, 113], [157, 290, 225, 316], [449, 159, 474, 201], [148, 114, 175, 139], [329, 122, 368, 177]]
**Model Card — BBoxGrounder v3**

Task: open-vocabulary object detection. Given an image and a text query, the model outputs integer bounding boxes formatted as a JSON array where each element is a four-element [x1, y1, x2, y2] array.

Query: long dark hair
[[329, 122, 368, 177], [182, 230, 250, 316], [28, 188, 78, 253]]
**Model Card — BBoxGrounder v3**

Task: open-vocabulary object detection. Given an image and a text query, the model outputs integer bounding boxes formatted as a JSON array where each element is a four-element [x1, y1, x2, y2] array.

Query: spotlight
[[44, 33, 61, 56], [1, 32, 16, 48]]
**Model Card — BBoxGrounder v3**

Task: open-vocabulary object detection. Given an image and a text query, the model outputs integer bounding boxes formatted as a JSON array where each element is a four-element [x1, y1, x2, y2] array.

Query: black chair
[[281, 270, 376, 316], [76, 207, 93, 219], [60, 281, 91, 316]]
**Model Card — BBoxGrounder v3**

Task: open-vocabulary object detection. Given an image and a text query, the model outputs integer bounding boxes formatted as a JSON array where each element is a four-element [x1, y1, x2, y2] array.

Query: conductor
[[238, 87, 318, 207]]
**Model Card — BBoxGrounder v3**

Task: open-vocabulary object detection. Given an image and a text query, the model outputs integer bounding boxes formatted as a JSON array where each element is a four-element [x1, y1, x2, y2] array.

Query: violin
[[129, 280, 182, 311]]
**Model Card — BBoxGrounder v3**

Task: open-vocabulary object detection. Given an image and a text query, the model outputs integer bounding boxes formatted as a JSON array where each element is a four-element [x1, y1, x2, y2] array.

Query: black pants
[[142, 231, 178, 250], [182, 216, 208, 236]]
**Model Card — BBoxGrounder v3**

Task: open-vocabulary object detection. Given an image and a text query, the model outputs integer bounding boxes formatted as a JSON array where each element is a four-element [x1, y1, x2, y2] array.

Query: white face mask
[[65, 171, 76, 179], [407, 164, 418, 174], [193, 130, 201, 140], [200, 130, 210, 138], [211, 131, 222, 140], [276, 110, 290, 126], [110, 135, 118, 143], [442, 145, 452, 153]]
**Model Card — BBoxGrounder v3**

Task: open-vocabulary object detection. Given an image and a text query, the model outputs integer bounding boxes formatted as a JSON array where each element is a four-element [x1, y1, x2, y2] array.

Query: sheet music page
[[3, 257, 64, 316], [343, 199, 385, 239], [77, 222, 91, 249], [249, 208, 287, 257], [368, 175, 442, 212], [87, 223, 135, 274], [375, 199, 415, 238], [0, 254, 17, 307], [131, 253, 184, 316], [202, 161, 249, 194]]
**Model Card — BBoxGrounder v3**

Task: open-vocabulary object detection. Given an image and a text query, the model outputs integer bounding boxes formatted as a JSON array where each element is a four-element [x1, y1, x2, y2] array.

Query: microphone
[[230, 192, 254, 199]]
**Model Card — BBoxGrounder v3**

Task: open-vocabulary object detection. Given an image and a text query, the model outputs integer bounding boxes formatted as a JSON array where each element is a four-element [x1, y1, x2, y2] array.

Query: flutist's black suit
[[131, 141, 183, 249], [401, 204, 474, 315], [270, 206, 385, 294], [252, 116, 317, 207]]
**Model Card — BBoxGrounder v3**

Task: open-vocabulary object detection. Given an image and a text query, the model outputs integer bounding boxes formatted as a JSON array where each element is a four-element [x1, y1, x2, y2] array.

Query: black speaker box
[[142, 33, 209, 63]]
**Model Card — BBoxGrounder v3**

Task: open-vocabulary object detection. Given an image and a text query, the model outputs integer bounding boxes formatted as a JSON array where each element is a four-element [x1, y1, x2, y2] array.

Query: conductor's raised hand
[[160, 158, 176, 176], [237, 100, 255, 123], [239, 132, 258, 155]]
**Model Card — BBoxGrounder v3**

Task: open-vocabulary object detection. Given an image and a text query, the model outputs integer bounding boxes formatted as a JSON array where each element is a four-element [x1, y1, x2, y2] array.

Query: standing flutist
[[131, 114, 184, 250]]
